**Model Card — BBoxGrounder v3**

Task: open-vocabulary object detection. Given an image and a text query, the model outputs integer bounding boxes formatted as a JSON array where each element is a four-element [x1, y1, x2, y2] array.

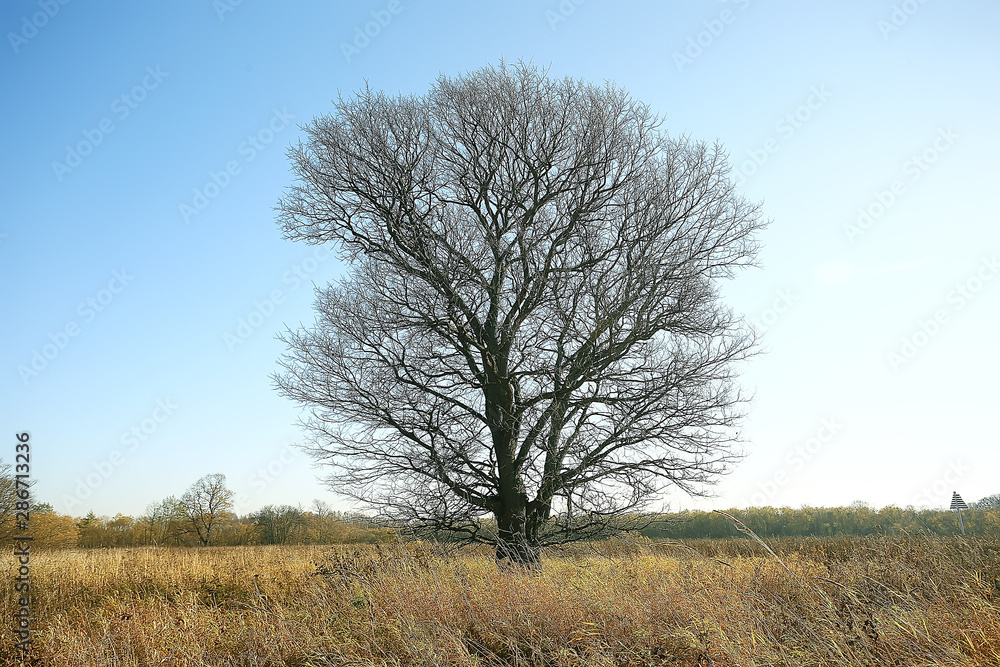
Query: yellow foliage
[[29, 512, 77, 549]]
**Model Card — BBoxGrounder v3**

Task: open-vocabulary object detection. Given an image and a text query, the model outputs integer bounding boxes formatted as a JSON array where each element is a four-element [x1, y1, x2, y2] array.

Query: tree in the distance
[[180, 474, 234, 546], [0, 460, 18, 544], [972, 494, 1000, 510], [274, 61, 765, 566], [139, 496, 187, 545], [251, 504, 304, 544], [77, 511, 102, 548]]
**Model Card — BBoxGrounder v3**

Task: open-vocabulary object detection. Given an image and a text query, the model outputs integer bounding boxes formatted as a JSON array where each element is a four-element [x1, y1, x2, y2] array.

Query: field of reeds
[[2, 534, 998, 666]]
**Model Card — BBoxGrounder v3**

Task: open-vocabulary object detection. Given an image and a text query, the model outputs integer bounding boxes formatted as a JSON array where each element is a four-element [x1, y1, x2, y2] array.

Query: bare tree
[[274, 61, 765, 566], [140, 496, 186, 545], [251, 504, 304, 544], [309, 498, 334, 518], [0, 459, 21, 544], [180, 474, 234, 546], [972, 494, 1000, 511]]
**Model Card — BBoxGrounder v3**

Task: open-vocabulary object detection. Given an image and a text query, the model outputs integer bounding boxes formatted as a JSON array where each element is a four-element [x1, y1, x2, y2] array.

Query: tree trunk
[[486, 367, 542, 567], [494, 497, 541, 568]]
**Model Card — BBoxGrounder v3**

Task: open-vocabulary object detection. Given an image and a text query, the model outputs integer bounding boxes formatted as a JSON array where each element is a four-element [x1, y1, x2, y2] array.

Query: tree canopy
[[274, 61, 766, 565]]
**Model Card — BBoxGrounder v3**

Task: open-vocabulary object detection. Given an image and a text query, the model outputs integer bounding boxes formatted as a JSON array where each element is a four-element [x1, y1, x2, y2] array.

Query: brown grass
[[2, 535, 998, 666]]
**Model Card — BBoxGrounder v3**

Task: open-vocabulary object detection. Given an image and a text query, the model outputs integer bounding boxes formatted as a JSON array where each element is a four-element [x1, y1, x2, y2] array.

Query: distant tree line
[[73, 503, 393, 548], [2, 461, 998, 547], [640, 503, 1000, 539], [0, 466, 393, 548]]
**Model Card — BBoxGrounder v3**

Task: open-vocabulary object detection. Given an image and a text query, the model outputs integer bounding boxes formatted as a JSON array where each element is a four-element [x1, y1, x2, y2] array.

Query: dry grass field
[[2, 535, 999, 666]]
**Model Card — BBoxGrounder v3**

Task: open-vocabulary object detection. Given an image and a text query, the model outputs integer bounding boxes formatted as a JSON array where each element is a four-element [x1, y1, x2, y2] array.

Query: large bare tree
[[274, 61, 765, 565]]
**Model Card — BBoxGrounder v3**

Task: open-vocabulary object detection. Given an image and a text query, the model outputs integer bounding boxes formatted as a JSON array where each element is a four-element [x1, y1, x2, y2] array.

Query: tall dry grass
[[1, 535, 998, 666]]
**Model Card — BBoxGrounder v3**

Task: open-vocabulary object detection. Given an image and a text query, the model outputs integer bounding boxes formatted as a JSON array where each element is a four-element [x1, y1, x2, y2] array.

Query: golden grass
[[2, 536, 998, 666]]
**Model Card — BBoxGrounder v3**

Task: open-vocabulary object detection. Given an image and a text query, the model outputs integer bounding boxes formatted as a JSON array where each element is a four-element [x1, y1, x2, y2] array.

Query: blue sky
[[3, 1, 998, 518]]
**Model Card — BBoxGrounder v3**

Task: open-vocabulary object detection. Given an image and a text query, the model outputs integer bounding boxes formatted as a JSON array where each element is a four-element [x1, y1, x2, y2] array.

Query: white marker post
[[950, 491, 968, 535]]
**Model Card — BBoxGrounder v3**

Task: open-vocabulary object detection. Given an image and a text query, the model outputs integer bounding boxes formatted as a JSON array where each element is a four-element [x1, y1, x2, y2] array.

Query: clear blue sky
[[3, 1, 998, 518]]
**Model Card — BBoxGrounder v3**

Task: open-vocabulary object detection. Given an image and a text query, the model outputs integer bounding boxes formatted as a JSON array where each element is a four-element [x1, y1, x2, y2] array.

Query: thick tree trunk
[[494, 497, 541, 568]]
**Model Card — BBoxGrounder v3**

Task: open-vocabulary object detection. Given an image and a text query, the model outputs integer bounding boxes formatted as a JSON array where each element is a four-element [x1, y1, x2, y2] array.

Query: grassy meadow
[[2, 535, 999, 666]]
